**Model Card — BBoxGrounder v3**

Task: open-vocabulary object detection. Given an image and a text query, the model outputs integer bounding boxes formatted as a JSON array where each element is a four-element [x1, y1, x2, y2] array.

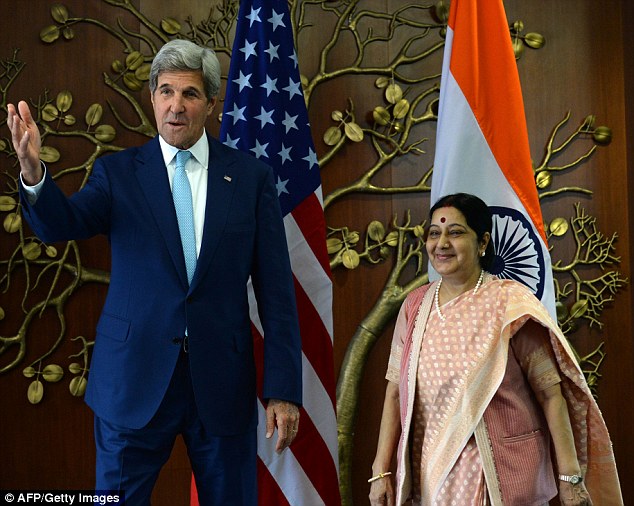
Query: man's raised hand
[[7, 101, 43, 185]]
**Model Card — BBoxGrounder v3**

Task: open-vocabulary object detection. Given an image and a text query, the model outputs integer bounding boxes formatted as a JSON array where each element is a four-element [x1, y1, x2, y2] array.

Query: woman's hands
[[559, 481, 593, 506], [369, 473, 395, 506]]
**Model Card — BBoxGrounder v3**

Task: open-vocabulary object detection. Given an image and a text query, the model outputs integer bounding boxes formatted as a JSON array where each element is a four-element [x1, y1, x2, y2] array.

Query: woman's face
[[426, 206, 489, 281]]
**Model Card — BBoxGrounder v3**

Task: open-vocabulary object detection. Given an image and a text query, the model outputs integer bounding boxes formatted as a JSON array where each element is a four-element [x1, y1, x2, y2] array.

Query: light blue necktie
[[172, 149, 196, 285]]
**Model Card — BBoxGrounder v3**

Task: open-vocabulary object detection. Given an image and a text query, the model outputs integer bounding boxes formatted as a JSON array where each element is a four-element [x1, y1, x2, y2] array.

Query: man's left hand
[[265, 399, 300, 453]]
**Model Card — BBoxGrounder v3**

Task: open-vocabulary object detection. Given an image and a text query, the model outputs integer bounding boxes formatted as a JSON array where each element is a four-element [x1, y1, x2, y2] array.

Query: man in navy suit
[[7, 39, 302, 505]]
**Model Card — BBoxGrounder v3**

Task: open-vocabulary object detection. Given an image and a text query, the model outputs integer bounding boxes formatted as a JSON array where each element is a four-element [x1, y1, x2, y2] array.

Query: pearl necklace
[[435, 270, 485, 322]]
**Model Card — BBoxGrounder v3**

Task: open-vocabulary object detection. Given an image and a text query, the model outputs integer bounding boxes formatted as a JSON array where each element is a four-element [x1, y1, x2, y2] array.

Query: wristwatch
[[559, 474, 583, 485]]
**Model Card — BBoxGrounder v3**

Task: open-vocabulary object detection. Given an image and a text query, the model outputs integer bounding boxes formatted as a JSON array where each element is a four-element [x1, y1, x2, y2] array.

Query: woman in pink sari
[[369, 193, 622, 506]]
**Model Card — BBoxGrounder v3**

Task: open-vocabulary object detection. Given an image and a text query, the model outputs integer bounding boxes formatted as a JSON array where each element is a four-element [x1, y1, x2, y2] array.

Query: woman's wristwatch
[[559, 474, 583, 485]]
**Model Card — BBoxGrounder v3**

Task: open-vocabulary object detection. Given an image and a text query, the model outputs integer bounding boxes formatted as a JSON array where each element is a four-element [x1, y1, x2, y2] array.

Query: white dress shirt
[[158, 133, 209, 257]]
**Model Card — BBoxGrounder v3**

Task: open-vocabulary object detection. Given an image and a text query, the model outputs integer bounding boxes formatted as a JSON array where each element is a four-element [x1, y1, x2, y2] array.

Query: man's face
[[151, 70, 216, 149]]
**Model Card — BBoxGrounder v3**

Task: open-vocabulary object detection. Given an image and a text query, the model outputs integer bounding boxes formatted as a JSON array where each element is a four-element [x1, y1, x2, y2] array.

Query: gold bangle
[[368, 471, 392, 483]]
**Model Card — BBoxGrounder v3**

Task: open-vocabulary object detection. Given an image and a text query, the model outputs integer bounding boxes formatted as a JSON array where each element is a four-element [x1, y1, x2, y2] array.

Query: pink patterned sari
[[386, 276, 622, 505]]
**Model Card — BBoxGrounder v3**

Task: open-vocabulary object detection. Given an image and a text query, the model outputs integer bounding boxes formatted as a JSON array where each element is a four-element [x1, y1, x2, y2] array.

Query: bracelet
[[368, 471, 392, 483]]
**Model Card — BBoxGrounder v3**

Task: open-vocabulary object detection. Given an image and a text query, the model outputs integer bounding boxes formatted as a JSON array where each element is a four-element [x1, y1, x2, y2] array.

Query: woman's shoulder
[[479, 276, 547, 311], [483, 276, 554, 320], [407, 282, 434, 298], [403, 282, 434, 310], [483, 275, 535, 296]]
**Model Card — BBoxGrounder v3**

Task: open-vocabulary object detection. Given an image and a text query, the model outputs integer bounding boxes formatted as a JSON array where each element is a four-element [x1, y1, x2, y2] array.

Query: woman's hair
[[149, 39, 221, 101], [429, 193, 495, 270]]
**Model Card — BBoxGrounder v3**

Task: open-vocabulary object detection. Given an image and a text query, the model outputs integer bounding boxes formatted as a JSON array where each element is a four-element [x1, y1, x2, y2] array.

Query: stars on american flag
[[233, 71, 252, 92], [246, 6, 261, 26], [303, 148, 319, 170], [282, 112, 298, 133], [268, 9, 286, 31], [276, 176, 290, 195], [265, 42, 279, 62], [278, 143, 292, 165], [240, 40, 258, 60], [224, 103, 246, 125], [220, 4, 321, 211], [261, 75, 278, 96], [250, 139, 269, 159]]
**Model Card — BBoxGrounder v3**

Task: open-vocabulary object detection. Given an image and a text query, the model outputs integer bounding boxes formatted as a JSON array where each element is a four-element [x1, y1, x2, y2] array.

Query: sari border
[[475, 418, 503, 506]]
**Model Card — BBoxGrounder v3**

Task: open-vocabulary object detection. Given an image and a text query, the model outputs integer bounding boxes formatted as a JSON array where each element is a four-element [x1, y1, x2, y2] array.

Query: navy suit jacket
[[20, 134, 302, 435]]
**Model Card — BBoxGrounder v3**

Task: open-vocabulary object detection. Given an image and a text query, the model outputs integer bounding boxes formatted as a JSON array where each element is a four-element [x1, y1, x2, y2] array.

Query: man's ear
[[207, 96, 217, 115]]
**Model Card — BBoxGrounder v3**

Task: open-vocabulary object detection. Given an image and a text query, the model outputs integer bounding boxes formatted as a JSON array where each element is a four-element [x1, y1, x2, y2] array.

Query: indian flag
[[431, 0, 556, 318]]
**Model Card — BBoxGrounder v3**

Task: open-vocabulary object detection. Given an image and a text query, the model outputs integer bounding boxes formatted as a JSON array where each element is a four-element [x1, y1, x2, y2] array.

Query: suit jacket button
[[172, 337, 182, 345]]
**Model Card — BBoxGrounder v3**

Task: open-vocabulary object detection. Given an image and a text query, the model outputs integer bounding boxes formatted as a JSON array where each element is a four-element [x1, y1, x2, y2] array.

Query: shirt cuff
[[20, 163, 47, 205]]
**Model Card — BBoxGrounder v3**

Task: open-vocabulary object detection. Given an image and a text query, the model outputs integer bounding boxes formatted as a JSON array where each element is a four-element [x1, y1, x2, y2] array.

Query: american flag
[[193, 0, 340, 504]]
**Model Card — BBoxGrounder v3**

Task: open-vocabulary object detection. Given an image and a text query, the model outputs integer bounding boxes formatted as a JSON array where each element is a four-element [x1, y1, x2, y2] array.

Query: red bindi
[[440, 216, 446, 223]]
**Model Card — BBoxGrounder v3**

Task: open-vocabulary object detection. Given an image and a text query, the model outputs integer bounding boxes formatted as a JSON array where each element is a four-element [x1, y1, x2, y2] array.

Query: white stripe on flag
[[301, 355, 339, 467], [283, 212, 334, 339]]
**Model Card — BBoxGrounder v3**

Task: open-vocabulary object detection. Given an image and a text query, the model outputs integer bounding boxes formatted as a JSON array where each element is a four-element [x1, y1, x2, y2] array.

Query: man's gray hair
[[149, 39, 221, 100]]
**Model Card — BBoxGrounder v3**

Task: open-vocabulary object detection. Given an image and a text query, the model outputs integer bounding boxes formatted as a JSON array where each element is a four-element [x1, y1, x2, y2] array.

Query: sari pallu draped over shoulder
[[392, 277, 623, 505]]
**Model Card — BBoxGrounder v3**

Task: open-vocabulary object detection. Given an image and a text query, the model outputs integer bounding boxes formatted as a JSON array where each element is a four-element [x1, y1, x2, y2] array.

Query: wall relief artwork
[[0, 1, 627, 503]]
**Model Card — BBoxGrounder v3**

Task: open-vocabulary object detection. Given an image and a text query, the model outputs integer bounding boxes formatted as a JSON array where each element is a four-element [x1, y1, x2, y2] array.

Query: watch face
[[560, 474, 583, 484]]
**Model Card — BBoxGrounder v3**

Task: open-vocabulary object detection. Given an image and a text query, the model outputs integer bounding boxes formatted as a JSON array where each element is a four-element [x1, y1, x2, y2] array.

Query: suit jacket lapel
[[135, 137, 190, 289], [189, 135, 238, 292]]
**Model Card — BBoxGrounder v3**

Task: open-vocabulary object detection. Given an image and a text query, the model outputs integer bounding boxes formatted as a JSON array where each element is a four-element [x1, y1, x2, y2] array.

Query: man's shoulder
[[98, 139, 155, 165]]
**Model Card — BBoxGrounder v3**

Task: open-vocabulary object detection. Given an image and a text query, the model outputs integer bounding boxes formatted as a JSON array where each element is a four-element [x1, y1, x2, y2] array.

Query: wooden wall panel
[[1, 1, 632, 505], [0, 0, 124, 493]]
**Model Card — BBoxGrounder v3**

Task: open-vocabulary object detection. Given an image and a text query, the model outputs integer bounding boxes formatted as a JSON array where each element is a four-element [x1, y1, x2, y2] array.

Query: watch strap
[[558, 474, 582, 484]]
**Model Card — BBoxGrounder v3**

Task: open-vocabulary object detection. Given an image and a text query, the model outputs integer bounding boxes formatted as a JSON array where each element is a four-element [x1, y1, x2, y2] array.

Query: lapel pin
[[224, 175, 232, 182]]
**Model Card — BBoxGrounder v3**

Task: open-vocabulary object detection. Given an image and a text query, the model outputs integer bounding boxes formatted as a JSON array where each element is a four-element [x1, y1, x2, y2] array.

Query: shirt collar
[[158, 131, 209, 169]]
